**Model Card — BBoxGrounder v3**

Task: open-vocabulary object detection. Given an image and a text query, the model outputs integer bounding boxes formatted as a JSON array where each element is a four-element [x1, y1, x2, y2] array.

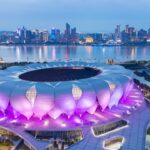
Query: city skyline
[[0, 23, 150, 33], [0, 0, 150, 32], [0, 23, 150, 45]]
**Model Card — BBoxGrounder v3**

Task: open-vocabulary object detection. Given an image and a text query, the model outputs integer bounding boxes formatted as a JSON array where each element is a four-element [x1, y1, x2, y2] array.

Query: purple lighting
[[0, 62, 143, 126]]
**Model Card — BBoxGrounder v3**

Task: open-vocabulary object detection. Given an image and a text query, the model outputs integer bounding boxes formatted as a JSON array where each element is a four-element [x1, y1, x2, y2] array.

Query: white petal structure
[[87, 103, 97, 114], [0, 61, 141, 120], [55, 83, 76, 117], [48, 107, 62, 119], [91, 80, 111, 111], [109, 85, 123, 109]]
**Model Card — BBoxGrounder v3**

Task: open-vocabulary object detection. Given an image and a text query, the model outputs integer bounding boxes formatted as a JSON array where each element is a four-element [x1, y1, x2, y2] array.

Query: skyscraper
[[51, 28, 57, 41], [50, 28, 61, 42], [138, 29, 147, 40], [121, 30, 130, 43], [121, 25, 136, 43], [115, 25, 121, 41], [125, 25, 129, 33], [71, 27, 77, 43], [41, 30, 49, 43], [148, 28, 150, 38], [64, 23, 71, 43], [17, 27, 27, 43], [128, 27, 136, 40]]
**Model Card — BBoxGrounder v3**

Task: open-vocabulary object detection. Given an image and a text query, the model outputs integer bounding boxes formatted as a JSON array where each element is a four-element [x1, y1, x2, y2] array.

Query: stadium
[[0, 61, 144, 150]]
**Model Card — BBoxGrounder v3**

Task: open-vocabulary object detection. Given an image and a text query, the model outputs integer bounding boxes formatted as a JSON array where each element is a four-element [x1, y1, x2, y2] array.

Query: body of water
[[0, 45, 150, 63]]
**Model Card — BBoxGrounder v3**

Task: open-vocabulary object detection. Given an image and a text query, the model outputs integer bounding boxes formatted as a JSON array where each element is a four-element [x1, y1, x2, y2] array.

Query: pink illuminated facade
[[0, 62, 138, 120]]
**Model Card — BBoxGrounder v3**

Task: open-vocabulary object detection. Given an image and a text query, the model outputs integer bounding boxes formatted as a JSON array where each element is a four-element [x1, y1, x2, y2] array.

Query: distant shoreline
[[0, 43, 150, 47]]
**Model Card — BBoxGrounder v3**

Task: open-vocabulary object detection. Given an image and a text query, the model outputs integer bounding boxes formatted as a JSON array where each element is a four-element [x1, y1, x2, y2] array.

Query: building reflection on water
[[1, 45, 150, 63], [131, 47, 137, 60], [51, 46, 56, 61], [16, 47, 20, 63]]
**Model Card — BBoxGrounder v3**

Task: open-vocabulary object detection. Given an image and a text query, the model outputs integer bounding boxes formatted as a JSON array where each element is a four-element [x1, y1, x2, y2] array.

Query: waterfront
[[0, 45, 150, 63]]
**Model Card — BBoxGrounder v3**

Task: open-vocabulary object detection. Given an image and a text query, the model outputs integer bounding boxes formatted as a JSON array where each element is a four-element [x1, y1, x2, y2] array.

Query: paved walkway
[[68, 101, 149, 150]]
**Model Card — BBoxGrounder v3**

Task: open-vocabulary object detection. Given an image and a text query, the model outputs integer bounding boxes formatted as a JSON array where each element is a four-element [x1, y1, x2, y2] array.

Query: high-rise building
[[26, 30, 32, 43], [121, 25, 136, 43], [16, 27, 33, 44], [31, 29, 41, 43], [51, 28, 57, 41], [94, 33, 103, 43], [56, 29, 61, 42], [148, 28, 150, 37], [17, 27, 27, 43], [64, 23, 71, 42], [115, 25, 121, 41], [71, 27, 77, 43], [41, 31, 49, 43], [128, 27, 136, 40], [138, 29, 147, 40], [50, 28, 61, 42], [125, 25, 129, 33], [121, 30, 130, 43]]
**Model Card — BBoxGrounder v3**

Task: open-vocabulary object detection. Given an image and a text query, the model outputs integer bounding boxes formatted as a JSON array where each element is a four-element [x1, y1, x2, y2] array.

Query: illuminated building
[[40, 30, 49, 43], [85, 37, 94, 44], [0, 61, 145, 150]]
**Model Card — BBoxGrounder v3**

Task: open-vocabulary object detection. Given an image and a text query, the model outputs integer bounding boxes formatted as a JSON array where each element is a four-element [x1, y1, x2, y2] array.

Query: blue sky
[[0, 0, 149, 32]]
